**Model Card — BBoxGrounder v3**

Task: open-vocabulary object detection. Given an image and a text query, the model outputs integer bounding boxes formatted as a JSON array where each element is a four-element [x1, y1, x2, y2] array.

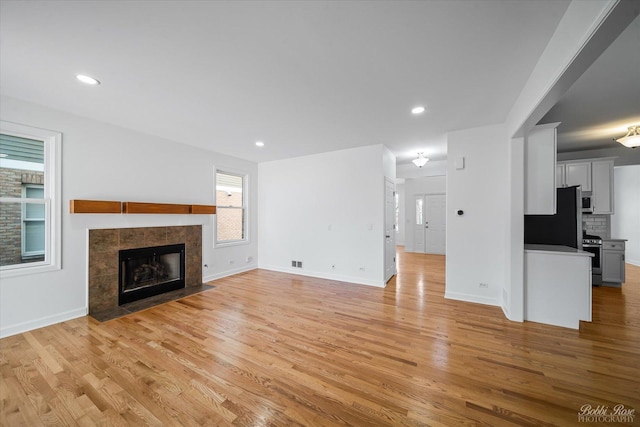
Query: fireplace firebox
[[118, 243, 185, 305]]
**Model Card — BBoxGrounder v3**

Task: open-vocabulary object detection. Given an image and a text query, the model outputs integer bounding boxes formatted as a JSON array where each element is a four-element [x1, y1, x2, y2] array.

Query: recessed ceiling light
[[76, 74, 100, 85], [411, 106, 425, 115], [255, 141, 265, 147]]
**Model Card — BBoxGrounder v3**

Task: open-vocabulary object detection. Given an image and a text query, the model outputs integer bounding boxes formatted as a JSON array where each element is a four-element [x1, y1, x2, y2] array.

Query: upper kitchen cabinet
[[525, 122, 559, 215], [557, 162, 592, 191], [557, 158, 614, 214], [591, 159, 614, 214]]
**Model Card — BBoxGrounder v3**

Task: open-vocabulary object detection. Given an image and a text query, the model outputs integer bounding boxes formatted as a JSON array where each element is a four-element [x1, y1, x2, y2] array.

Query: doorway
[[413, 194, 446, 255], [384, 178, 397, 282]]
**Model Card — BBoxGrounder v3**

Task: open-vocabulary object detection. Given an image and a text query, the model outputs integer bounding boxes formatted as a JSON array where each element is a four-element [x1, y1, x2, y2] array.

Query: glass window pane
[[0, 134, 45, 198], [0, 202, 45, 266], [217, 207, 244, 241], [216, 172, 243, 207], [416, 199, 423, 225]]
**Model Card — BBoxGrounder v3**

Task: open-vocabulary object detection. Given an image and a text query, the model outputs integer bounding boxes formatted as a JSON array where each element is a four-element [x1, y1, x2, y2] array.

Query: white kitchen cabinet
[[591, 160, 614, 214], [565, 162, 591, 191], [602, 240, 626, 284], [556, 161, 591, 190], [556, 164, 565, 188], [525, 122, 559, 215]]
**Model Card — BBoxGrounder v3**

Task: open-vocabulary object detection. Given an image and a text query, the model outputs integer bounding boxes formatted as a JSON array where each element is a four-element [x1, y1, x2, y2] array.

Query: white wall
[[445, 124, 508, 306], [258, 144, 392, 287], [611, 165, 640, 266], [0, 96, 258, 337], [403, 175, 446, 252]]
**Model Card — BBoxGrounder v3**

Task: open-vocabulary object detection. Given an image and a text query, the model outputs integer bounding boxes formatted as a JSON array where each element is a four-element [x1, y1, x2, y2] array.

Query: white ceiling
[[541, 14, 640, 153], [0, 0, 573, 164]]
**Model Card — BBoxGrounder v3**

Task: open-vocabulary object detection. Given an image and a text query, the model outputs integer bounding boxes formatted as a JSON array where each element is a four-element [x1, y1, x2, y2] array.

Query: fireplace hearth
[[119, 243, 185, 305], [88, 225, 203, 315]]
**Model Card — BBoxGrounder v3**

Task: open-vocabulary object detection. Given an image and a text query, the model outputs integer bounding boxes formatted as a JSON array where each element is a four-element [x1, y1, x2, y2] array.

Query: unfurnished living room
[[1, 1, 639, 426]]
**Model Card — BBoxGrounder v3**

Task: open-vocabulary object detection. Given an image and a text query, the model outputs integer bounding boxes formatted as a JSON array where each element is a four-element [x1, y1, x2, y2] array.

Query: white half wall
[[258, 144, 393, 287], [0, 96, 258, 337], [611, 165, 640, 266], [445, 124, 508, 306]]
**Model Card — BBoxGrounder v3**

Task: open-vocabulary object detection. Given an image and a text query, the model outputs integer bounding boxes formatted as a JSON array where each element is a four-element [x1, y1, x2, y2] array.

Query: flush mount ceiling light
[[255, 141, 265, 147], [411, 106, 425, 115], [412, 152, 429, 168], [616, 125, 640, 148], [76, 74, 100, 85]]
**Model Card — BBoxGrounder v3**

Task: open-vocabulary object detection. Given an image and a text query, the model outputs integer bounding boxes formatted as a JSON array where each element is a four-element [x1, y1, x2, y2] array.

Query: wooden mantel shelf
[[70, 199, 216, 215]]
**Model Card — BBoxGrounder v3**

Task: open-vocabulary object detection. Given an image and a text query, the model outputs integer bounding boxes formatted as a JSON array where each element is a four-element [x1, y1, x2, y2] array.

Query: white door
[[413, 194, 446, 254], [384, 178, 397, 282], [425, 194, 446, 255]]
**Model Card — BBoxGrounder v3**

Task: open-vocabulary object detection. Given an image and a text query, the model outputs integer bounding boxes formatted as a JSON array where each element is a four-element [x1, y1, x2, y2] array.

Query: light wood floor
[[2, 248, 639, 426]]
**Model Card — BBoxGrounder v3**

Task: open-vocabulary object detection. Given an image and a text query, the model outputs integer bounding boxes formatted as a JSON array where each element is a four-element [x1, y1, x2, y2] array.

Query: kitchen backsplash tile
[[583, 214, 610, 239]]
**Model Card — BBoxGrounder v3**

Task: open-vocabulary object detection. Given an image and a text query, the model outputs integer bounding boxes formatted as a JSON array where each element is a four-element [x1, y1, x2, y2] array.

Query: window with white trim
[[0, 122, 61, 276], [215, 170, 247, 245]]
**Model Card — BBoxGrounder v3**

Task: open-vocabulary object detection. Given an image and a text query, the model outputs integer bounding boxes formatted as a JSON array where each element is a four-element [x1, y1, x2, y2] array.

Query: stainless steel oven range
[[583, 234, 602, 285]]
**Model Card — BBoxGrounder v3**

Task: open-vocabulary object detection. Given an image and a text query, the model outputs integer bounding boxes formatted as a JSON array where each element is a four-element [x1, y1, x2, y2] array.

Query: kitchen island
[[524, 244, 593, 329]]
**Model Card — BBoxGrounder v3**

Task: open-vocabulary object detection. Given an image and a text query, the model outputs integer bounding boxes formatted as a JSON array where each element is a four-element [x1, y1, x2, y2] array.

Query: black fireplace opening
[[118, 243, 185, 305]]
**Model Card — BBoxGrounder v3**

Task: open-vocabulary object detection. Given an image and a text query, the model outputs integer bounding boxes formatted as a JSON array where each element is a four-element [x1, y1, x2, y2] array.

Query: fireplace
[[119, 243, 185, 305]]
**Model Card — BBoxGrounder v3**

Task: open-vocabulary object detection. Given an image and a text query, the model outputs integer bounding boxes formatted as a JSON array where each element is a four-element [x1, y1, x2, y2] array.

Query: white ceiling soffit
[[0, 0, 570, 164], [541, 14, 640, 153]]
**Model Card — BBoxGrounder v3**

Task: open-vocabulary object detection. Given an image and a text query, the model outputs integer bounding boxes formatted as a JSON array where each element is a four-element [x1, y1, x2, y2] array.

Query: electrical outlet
[[331, 264, 335, 270], [479, 283, 488, 288], [359, 267, 365, 271], [246, 256, 253, 263], [229, 260, 235, 265]]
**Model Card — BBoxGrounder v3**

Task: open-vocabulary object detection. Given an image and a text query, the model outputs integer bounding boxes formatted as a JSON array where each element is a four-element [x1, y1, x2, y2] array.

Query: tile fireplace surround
[[88, 225, 202, 314]]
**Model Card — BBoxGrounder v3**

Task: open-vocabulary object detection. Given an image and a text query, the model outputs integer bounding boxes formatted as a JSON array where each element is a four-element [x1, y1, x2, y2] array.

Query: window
[[0, 122, 61, 276], [215, 170, 247, 245]]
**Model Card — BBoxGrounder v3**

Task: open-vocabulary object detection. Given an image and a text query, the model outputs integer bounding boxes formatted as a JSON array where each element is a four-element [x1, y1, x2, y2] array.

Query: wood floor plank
[[1, 247, 639, 425]]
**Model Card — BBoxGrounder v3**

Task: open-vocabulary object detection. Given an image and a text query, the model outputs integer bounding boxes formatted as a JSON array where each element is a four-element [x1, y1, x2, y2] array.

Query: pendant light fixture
[[412, 152, 429, 168], [616, 125, 640, 148]]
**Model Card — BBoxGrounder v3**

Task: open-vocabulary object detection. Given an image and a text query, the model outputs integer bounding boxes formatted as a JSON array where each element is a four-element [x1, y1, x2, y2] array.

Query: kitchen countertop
[[525, 244, 594, 257], [603, 238, 627, 241]]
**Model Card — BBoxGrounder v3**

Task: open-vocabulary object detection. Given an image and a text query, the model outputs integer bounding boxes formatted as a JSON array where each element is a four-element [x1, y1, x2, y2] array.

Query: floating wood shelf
[[70, 199, 216, 215], [190, 204, 217, 214], [123, 202, 191, 214], [70, 199, 122, 214]]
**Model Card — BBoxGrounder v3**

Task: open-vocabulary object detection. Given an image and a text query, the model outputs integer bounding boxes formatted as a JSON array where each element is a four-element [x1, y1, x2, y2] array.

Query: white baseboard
[[0, 307, 87, 339], [444, 291, 500, 307], [203, 265, 257, 283], [258, 264, 386, 288], [626, 259, 640, 267]]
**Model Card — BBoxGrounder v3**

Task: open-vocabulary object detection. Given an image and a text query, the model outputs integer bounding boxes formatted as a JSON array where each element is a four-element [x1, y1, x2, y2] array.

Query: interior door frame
[[384, 177, 397, 282], [424, 193, 446, 255], [413, 192, 446, 255]]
